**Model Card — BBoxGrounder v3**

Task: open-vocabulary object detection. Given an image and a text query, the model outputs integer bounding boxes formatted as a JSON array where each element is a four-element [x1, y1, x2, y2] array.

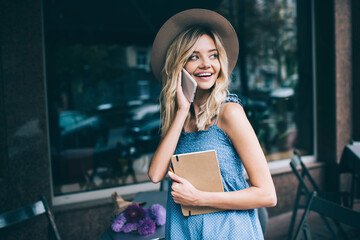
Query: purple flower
[[111, 222, 123, 232], [111, 213, 126, 232], [138, 218, 156, 235], [121, 223, 138, 233], [150, 204, 166, 226], [114, 213, 126, 224], [124, 203, 145, 223], [144, 208, 151, 219]]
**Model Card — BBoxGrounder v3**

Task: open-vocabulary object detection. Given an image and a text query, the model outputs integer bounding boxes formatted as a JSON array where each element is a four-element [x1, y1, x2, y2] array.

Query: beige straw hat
[[151, 8, 239, 81]]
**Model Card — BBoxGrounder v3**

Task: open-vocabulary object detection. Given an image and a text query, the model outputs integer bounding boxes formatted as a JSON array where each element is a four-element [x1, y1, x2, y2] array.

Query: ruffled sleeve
[[225, 93, 243, 106]]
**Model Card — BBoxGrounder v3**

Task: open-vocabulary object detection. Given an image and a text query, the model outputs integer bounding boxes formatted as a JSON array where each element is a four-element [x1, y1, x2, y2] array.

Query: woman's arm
[[148, 109, 187, 183], [148, 72, 190, 183], [169, 102, 277, 209]]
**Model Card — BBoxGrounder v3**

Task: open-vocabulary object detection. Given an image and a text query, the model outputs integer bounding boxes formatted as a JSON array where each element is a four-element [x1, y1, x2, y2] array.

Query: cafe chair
[[0, 195, 61, 240], [287, 150, 351, 240], [293, 191, 360, 240]]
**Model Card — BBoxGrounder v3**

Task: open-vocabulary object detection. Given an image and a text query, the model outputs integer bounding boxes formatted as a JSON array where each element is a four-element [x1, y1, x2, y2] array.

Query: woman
[[148, 9, 277, 239]]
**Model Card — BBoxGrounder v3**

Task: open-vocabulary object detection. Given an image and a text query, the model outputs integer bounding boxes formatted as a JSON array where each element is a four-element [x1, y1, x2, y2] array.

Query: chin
[[201, 83, 216, 90], [196, 80, 216, 89], [197, 85, 215, 93]]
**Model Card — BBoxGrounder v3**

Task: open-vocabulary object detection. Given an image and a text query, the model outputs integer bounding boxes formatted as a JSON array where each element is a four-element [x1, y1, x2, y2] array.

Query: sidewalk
[[265, 201, 360, 240]]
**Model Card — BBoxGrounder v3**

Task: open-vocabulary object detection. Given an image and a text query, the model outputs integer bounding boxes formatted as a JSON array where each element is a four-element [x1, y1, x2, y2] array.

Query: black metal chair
[[288, 150, 351, 240], [293, 191, 360, 240], [0, 195, 61, 240]]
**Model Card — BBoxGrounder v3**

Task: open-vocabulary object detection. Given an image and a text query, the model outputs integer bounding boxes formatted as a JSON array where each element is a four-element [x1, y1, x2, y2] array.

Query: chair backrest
[[290, 150, 320, 195], [0, 196, 61, 240], [294, 191, 360, 240]]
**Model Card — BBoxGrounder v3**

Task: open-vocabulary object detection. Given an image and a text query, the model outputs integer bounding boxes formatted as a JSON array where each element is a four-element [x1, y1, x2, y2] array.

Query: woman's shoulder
[[217, 94, 247, 129], [222, 94, 245, 116], [220, 101, 245, 121]]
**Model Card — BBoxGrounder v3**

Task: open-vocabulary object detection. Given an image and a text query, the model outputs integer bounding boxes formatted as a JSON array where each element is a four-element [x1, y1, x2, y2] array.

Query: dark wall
[[55, 202, 114, 239], [0, 0, 52, 239]]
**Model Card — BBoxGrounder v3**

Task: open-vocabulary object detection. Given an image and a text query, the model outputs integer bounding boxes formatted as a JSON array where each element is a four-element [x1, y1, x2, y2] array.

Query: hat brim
[[151, 8, 239, 81]]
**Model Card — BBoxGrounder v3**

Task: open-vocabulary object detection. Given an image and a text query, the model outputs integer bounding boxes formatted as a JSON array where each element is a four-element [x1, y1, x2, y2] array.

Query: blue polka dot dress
[[165, 94, 264, 239]]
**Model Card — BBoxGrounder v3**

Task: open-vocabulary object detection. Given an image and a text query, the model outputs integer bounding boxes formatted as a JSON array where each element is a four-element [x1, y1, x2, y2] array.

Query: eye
[[188, 55, 199, 61], [210, 53, 218, 59]]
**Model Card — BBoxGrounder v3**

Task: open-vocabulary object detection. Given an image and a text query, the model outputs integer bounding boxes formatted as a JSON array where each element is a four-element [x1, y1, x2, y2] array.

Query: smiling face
[[184, 34, 221, 92]]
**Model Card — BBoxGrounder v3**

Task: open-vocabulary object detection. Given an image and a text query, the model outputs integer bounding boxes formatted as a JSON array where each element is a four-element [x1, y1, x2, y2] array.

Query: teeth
[[196, 73, 212, 77]]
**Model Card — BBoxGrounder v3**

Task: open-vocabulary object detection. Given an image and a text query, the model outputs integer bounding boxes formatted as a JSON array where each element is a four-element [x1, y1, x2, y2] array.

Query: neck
[[192, 88, 211, 116]]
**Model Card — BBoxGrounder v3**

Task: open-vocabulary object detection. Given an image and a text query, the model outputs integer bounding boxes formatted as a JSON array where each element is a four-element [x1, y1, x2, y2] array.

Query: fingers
[[175, 70, 191, 111], [171, 191, 181, 204], [168, 171, 184, 183], [176, 71, 182, 93], [177, 70, 182, 88], [170, 182, 196, 206], [170, 182, 183, 204], [171, 182, 180, 192]]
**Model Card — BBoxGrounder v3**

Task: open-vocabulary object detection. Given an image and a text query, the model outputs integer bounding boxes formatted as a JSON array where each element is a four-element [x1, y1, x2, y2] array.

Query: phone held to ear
[[181, 68, 197, 102]]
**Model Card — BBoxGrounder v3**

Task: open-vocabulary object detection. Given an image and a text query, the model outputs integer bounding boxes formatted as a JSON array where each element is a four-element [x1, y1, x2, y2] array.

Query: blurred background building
[[0, 0, 359, 239]]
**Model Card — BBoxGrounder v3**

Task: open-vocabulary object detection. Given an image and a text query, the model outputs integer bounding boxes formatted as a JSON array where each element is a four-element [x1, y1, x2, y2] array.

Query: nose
[[199, 58, 211, 69]]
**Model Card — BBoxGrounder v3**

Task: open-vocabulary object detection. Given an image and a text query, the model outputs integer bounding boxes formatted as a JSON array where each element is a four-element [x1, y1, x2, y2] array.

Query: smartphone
[[181, 68, 197, 102]]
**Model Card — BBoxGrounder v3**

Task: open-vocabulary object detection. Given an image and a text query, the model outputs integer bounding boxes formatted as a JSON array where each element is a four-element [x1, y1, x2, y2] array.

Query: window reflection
[[47, 43, 161, 195]]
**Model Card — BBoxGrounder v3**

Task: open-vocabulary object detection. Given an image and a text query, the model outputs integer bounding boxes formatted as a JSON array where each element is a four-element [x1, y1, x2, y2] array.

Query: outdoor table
[[339, 141, 360, 204], [99, 191, 167, 240], [340, 141, 360, 173]]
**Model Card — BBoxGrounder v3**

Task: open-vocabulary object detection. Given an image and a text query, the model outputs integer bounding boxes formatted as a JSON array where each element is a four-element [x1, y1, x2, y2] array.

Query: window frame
[[52, 181, 160, 206]]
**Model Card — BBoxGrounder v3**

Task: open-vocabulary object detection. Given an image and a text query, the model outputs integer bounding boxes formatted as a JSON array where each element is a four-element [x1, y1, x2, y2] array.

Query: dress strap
[[214, 94, 243, 125]]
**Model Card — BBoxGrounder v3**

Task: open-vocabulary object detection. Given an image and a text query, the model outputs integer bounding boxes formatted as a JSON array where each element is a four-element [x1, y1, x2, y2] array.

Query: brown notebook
[[170, 150, 224, 216]]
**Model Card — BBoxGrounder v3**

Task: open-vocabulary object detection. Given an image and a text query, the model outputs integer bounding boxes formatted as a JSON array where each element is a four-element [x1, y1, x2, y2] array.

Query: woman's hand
[[168, 171, 201, 206], [176, 71, 191, 112]]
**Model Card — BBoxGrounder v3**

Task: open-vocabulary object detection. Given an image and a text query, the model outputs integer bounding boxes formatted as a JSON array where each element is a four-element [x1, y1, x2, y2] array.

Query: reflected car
[[127, 103, 160, 122], [125, 103, 161, 154], [59, 111, 108, 149], [130, 117, 161, 153]]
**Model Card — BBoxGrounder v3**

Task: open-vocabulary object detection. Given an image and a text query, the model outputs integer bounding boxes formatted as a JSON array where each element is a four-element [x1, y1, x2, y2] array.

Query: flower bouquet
[[111, 203, 166, 235]]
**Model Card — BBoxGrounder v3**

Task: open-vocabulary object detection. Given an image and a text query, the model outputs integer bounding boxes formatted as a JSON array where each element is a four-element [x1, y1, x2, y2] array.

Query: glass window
[[44, 0, 312, 201], [219, 0, 313, 161]]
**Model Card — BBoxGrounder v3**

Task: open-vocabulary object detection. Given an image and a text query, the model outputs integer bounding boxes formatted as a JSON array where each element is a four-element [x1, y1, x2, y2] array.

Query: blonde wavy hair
[[160, 27, 229, 137]]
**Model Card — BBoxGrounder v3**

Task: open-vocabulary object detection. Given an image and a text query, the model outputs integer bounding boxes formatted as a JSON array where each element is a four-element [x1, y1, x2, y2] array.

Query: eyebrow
[[192, 49, 218, 54]]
